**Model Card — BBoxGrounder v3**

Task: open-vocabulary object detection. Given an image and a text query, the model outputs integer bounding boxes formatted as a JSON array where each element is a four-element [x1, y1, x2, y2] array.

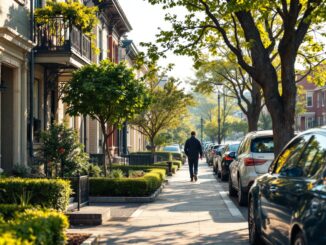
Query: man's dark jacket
[[184, 136, 203, 159]]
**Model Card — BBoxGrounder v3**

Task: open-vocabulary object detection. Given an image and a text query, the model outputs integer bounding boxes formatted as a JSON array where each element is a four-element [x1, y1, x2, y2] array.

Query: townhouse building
[[0, 0, 146, 172], [296, 77, 326, 131]]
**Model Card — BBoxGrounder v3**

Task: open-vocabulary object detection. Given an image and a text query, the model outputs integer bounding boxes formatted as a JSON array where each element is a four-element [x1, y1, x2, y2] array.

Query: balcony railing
[[34, 16, 92, 62]]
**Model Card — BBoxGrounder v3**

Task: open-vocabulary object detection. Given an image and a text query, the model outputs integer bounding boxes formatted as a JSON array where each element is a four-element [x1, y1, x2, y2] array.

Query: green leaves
[[63, 60, 149, 130]]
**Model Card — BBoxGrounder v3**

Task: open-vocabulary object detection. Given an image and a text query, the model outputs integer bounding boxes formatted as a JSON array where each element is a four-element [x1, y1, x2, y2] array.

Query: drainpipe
[[29, 0, 35, 159]]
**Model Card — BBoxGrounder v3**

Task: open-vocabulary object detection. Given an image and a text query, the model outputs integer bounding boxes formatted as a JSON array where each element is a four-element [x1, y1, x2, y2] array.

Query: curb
[[89, 183, 165, 203], [81, 234, 98, 245]]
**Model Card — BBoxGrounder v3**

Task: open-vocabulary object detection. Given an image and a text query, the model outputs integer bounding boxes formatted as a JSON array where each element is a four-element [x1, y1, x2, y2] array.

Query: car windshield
[[229, 144, 239, 152], [251, 137, 274, 153], [163, 146, 180, 152]]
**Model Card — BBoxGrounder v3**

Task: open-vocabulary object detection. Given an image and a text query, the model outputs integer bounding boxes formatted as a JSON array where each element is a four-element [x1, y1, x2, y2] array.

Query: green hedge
[[0, 178, 71, 211], [0, 209, 68, 245], [112, 164, 171, 175], [153, 162, 178, 173], [90, 169, 166, 197]]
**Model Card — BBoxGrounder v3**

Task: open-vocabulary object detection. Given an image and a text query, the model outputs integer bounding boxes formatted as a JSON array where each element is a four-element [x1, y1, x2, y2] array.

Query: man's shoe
[[194, 175, 198, 182], [190, 177, 194, 182]]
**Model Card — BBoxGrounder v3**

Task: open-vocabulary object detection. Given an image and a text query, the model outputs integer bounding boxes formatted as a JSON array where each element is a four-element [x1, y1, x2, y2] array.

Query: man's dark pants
[[188, 157, 199, 178]]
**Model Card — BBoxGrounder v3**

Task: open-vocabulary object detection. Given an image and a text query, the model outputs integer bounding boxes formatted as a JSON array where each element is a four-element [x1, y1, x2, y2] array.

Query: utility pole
[[200, 117, 203, 143], [218, 89, 221, 144]]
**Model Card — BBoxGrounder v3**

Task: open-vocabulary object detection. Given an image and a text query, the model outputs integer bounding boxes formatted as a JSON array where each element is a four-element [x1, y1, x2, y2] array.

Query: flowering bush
[[40, 123, 101, 177]]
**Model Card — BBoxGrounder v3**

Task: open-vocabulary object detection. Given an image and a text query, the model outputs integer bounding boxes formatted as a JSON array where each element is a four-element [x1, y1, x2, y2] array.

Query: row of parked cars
[[203, 128, 326, 245]]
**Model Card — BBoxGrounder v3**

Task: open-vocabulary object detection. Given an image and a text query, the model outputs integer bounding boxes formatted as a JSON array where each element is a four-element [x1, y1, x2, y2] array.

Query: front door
[[0, 64, 14, 172]]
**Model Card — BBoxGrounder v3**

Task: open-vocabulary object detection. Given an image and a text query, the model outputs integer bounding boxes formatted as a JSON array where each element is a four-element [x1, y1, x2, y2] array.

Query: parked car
[[215, 142, 240, 181], [204, 143, 213, 159], [212, 144, 226, 175], [162, 145, 182, 153], [229, 130, 274, 206], [207, 144, 221, 166], [248, 128, 326, 245]]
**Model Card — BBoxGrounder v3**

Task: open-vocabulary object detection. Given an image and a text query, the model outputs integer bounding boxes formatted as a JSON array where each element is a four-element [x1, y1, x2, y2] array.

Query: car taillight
[[224, 156, 233, 161], [244, 158, 267, 166]]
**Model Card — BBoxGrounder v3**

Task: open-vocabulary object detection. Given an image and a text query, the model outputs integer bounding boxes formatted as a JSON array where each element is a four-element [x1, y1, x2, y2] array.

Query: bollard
[[167, 161, 173, 176]]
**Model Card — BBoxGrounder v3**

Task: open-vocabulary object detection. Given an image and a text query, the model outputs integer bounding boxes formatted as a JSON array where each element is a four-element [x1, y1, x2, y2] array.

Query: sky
[[118, 0, 195, 83]]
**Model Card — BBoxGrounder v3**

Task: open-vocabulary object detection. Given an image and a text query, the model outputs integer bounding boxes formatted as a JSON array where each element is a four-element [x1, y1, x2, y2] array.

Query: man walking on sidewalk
[[184, 131, 203, 182]]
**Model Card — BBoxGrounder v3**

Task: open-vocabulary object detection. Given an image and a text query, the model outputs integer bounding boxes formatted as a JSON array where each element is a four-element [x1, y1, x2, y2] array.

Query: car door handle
[[269, 186, 278, 192], [295, 184, 304, 193]]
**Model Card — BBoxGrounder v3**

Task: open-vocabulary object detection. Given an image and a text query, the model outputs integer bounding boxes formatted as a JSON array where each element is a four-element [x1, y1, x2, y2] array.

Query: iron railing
[[65, 174, 89, 211], [34, 16, 91, 61]]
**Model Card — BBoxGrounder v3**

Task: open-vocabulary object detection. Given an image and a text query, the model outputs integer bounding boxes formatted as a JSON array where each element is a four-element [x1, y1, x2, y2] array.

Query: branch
[[198, 0, 254, 74]]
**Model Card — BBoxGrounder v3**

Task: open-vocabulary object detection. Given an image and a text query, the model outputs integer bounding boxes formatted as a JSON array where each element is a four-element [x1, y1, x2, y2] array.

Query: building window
[[306, 92, 313, 107], [306, 117, 314, 129], [34, 0, 43, 8], [322, 92, 325, 107], [317, 93, 320, 108]]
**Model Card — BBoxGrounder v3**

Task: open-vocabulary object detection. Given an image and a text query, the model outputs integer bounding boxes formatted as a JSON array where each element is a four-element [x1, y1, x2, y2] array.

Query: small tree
[[130, 78, 194, 152], [62, 60, 148, 175], [40, 123, 100, 177]]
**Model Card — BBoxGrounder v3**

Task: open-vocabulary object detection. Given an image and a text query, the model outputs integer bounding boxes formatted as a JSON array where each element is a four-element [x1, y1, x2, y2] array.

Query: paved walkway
[[70, 160, 249, 244]]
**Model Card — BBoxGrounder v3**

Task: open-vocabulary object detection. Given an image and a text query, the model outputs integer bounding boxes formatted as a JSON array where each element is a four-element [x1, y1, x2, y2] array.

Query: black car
[[217, 143, 240, 181], [248, 128, 326, 245]]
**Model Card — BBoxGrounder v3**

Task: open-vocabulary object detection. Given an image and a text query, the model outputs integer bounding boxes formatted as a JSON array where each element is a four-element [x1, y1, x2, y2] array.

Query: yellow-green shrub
[[90, 169, 165, 197], [0, 209, 68, 245], [0, 178, 71, 211]]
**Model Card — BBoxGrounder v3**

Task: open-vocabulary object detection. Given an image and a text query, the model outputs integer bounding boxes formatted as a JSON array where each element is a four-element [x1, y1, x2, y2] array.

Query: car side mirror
[[228, 151, 236, 159]]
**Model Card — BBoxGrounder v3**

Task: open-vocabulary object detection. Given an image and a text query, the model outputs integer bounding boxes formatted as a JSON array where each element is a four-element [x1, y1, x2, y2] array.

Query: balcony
[[34, 17, 92, 67]]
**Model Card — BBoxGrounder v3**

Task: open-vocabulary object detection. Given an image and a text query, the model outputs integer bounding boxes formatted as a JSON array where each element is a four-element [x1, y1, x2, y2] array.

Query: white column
[[20, 61, 28, 165], [12, 66, 22, 165]]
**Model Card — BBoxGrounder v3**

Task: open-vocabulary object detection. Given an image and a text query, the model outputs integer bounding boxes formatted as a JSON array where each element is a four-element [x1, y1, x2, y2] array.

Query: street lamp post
[[200, 117, 204, 143], [217, 89, 221, 144]]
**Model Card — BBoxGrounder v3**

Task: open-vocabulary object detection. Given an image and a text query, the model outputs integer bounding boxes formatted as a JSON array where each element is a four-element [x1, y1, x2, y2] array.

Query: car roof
[[298, 127, 326, 137], [246, 130, 273, 138]]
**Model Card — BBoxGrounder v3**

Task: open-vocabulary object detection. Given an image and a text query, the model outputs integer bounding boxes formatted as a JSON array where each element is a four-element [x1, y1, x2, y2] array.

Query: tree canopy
[[144, 0, 326, 154], [130, 77, 194, 152], [62, 60, 149, 173]]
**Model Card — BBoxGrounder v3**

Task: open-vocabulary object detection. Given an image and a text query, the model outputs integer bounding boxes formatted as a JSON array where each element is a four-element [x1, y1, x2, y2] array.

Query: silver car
[[229, 130, 274, 206]]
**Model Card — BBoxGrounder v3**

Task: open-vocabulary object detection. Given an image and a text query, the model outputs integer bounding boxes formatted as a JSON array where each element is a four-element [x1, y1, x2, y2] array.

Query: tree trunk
[[248, 81, 262, 132], [150, 137, 156, 153]]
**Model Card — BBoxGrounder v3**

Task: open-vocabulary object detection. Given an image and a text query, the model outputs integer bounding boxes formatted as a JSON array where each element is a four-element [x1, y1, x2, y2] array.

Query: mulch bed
[[67, 233, 91, 245]]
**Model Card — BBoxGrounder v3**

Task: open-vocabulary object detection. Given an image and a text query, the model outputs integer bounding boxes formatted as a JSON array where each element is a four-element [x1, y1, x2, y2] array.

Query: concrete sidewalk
[[70, 160, 249, 244]]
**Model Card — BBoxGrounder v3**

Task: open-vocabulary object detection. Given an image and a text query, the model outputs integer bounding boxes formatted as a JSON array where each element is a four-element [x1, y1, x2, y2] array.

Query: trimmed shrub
[[89, 169, 165, 197], [0, 204, 32, 221], [128, 170, 144, 178], [153, 162, 178, 173], [0, 209, 68, 245], [112, 165, 168, 174], [0, 178, 71, 211]]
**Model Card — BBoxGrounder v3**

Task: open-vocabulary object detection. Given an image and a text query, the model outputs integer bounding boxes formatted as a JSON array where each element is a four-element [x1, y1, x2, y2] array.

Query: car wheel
[[229, 174, 237, 197], [238, 177, 248, 206], [248, 197, 262, 245], [293, 231, 305, 245], [221, 168, 228, 181]]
